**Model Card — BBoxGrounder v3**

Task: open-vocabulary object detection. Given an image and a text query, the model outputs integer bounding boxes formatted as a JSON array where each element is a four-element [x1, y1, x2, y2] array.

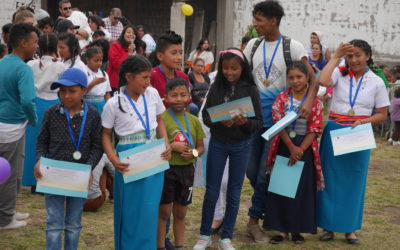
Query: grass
[[1, 136, 399, 249]]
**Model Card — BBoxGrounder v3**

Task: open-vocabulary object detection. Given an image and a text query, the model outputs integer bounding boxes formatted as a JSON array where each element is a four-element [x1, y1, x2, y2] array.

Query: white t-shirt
[[28, 56, 67, 100], [243, 36, 308, 127], [330, 67, 390, 116], [101, 86, 165, 136], [142, 34, 156, 54], [63, 57, 86, 72], [0, 121, 27, 143], [84, 65, 112, 96]]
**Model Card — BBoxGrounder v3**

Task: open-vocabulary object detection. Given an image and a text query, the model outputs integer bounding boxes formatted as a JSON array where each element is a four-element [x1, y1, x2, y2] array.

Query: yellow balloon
[[181, 4, 194, 16]]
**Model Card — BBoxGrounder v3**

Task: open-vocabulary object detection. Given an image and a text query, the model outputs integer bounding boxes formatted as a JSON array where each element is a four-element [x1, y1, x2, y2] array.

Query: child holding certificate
[[101, 55, 171, 250], [194, 48, 262, 250], [317, 40, 390, 244], [157, 78, 206, 249], [265, 61, 324, 244], [34, 68, 103, 249]]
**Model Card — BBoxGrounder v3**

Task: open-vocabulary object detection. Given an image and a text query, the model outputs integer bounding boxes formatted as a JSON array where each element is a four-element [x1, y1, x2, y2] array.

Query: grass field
[[1, 137, 399, 250]]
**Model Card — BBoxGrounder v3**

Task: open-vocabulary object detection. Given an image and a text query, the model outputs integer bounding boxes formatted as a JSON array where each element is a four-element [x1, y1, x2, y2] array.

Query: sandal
[[319, 230, 334, 241], [345, 233, 360, 245], [269, 234, 287, 244], [291, 233, 305, 243]]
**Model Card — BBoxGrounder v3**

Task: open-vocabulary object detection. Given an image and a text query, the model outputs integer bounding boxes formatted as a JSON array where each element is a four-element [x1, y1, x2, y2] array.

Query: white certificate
[[206, 96, 255, 123], [330, 123, 376, 156], [262, 111, 300, 141], [36, 157, 91, 198], [118, 139, 169, 183]]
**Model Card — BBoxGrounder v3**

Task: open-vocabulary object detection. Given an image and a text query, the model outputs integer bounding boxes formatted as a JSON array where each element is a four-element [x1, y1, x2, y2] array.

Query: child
[[0, 44, 8, 59], [150, 30, 198, 115], [157, 78, 206, 249], [194, 48, 263, 250], [389, 88, 400, 145], [22, 34, 67, 192], [265, 61, 324, 244], [34, 68, 103, 249], [37, 16, 54, 34], [0, 23, 38, 230], [83, 47, 111, 114], [58, 32, 86, 70], [101, 55, 171, 249]]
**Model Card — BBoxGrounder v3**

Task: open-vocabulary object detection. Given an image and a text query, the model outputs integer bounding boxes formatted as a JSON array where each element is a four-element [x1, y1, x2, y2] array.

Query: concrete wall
[[233, 0, 400, 62], [0, 0, 41, 35]]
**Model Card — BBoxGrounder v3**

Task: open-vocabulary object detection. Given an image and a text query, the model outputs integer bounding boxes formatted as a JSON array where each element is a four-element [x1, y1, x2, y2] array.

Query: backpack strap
[[250, 38, 263, 71], [282, 35, 292, 68]]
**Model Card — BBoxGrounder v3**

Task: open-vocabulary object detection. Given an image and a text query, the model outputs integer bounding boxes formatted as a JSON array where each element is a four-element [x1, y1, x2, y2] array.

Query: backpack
[[250, 35, 292, 70]]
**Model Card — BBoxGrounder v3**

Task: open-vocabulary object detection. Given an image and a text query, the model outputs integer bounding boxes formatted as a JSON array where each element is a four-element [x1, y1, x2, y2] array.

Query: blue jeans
[[200, 137, 250, 239], [45, 194, 85, 250], [189, 103, 199, 116], [246, 128, 271, 220]]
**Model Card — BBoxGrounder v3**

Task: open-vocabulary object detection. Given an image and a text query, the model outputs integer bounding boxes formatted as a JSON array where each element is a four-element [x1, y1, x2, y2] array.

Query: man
[[137, 25, 156, 56], [103, 8, 124, 41], [242, 0, 317, 243], [54, 0, 72, 30]]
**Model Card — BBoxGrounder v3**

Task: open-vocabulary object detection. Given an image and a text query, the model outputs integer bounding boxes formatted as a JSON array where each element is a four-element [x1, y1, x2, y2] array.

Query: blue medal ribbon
[[263, 35, 282, 80], [124, 89, 151, 140], [168, 109, 194, 148], [65, 103, 88, 154], [349, 69, 368, 110], [289, 91, 308, 132], [159, 65, 177, 83]]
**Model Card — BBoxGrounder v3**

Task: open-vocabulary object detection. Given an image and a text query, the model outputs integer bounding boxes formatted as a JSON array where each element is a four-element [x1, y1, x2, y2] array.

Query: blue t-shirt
[[308, 57, 327, 71], [0, 54, 37, 125]]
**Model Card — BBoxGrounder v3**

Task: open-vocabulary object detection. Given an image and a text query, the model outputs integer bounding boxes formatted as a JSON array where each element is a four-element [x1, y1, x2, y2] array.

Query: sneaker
[[393, 141, 400, 146], [14, 212, 30, 220], [0, 219, 27, 230], [246, 224, 269, 243], [218, 239, 235, 250], [193, 235, 212, 250]]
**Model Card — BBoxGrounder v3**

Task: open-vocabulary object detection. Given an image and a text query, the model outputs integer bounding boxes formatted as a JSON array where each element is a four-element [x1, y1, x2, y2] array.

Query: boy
[[38, 16, 54, 34], [0, 23, 39, 230], [34, 68, 103, 249], [157, 78, 205, 250], [150, 30, 199, 115]]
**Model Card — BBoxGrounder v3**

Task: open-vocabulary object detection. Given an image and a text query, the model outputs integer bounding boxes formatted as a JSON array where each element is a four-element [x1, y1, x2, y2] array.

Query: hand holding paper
[[207, 96, 255, 123], [262, 111, 300, 141]]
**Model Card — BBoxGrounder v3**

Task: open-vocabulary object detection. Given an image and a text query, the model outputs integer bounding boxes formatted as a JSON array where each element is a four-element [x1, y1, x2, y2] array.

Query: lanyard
[[289, 91, 308, 131], [349, 69, 367, 110], [124, 89, 151, 140], [158, 65, 177, 83], [65, 103, 88, 152], [168, 109, 194, 148], [263, 35, 282, 80]]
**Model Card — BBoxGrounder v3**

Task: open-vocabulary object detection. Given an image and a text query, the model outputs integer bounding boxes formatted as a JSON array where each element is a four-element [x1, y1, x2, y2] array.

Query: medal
[[192, 149, 199, 158], [348, 69, 367, 117], [348, 108, 355, 116], [169, 109, 197, 156], [73, 151, 82, 160], [263, 79, 271, 87], [289, 131, 296, 138], [288, 90, 307, 138], [263, 35, 282, 89]]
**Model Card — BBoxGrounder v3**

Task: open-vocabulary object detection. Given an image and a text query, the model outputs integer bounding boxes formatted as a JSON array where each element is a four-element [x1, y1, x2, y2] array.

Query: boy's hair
[[58, 32, 81, 68], [286, 61, 308, 77], [92, 30, 106, 39], [253, 0, 285, 26], [395, 87, 400, 98], [165, 78, 189, 94], [13, 6, 35, 24], [196, 39, 210, 51], [155, 30, 182, 54], [59, 0, 71, 8], [38, 16, 54, 29], [88, 38, 110, 63], [9, 23, 39, 49], [39, 33, 58, 57]]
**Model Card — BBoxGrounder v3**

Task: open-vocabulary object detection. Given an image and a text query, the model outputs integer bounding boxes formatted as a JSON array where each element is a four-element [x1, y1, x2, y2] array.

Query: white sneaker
[[14, 212, 30, 220], [193, 235, 212, 250], [393, 141, 400, 146], [218, 238, 235, 250], [388, 138, 393, 143], [0, 218, 27, 230]]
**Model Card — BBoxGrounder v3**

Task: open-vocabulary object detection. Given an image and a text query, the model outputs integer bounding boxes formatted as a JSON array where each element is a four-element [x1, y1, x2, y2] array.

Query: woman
[[308, 43, 327, 72], [88, 15, 111, 41], [107, 25, 144, 92], [189, 58, 211, 110], [317, 40, 390, 245], [307, 31, 331, 62], [186, 39, 214, 73]]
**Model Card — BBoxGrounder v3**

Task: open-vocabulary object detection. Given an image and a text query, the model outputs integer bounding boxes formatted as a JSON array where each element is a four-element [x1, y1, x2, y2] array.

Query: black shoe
[[346, 238, 360, 245], [269, 235, 287, 244], [319, 230, 334, 241], [291, 233, 305, 243]]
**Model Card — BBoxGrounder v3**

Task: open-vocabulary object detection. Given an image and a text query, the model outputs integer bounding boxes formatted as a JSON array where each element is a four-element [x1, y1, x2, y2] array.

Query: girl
[[107, 25, 145, 92], [22, 34, 67, 192], [389, 87, 400, 145], [83, 47, 111, 114], [317, 40, 390, 244], [88, 39, 110, 71], [189, 58, 211, 110], [308, 43, 327, 72], [101, 55, 171, 249], [307, 31, 331, 61], [58, 32, 86, 70], [194, 48, 262, 250], [264, 61, 324, 244], [186, 39, 214, 73]]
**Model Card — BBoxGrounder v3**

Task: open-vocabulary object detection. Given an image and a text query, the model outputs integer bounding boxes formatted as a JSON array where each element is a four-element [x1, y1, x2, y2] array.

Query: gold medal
[[263, 79, 270, 87], [192, 149, 199, 158], [348, 108, 355, 116]]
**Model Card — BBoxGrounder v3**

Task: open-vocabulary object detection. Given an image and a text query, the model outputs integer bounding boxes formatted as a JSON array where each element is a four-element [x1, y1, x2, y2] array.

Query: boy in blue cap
[[34, 68, 103, 250]]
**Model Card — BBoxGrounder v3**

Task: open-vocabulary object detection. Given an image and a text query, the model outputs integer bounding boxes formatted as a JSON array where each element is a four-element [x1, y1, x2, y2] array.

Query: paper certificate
[[118, 139, 169, 183], [268, 155, 304, 199], [262, 111, 300, 141], [330, 123, 376, 156], [36, 157, 91, 198], [206, 96, 255, 123]]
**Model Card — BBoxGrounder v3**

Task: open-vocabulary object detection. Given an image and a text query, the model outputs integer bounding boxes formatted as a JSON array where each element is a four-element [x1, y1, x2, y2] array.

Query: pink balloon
[[0, 157, 11, 184]]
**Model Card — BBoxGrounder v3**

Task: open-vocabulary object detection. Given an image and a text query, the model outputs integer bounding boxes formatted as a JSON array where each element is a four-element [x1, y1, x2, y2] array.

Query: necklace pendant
[[263, 79, 271, 87], [348, 108, 355, 116]]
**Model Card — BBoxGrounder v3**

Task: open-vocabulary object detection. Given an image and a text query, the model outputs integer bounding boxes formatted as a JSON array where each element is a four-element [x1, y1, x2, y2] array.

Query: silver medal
[[289, 131, 296, 138], [73, 151, 82, 160]]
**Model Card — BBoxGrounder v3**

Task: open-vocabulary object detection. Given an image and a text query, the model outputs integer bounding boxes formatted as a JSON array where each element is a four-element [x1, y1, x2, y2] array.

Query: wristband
[[108, 153, 117, 162], [286, 140, 293, 147]]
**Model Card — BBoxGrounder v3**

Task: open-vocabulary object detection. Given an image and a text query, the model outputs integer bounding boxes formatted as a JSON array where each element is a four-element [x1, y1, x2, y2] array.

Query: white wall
[[233, 0, 400, 62]]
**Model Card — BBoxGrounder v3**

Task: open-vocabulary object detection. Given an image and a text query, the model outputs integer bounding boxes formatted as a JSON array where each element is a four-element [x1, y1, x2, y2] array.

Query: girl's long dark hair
[[58, 32, 81, 68], [207, 48, 256, 106], [117, 25, 145, 53], [38, 34, 58, 69], [341, 39, 373, 76]]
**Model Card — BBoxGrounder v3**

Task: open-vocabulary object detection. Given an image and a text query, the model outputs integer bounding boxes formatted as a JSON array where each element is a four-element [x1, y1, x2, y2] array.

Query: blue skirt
[[84, 96, 106, 114], [114, 143, 164, 250], [22, 97, 59, 186], [317, 121, 370, 233]]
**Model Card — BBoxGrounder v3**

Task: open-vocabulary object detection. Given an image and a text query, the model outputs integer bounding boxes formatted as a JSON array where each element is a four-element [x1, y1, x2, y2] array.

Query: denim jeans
[[246, 128, 271, 220], [189, 103, 200, 116], [200, 137, 251, 239], [45, 194, 85, 250]]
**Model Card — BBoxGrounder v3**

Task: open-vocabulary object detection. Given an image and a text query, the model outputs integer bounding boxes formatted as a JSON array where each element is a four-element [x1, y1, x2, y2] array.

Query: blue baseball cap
[[51, 68, 88, 90]]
